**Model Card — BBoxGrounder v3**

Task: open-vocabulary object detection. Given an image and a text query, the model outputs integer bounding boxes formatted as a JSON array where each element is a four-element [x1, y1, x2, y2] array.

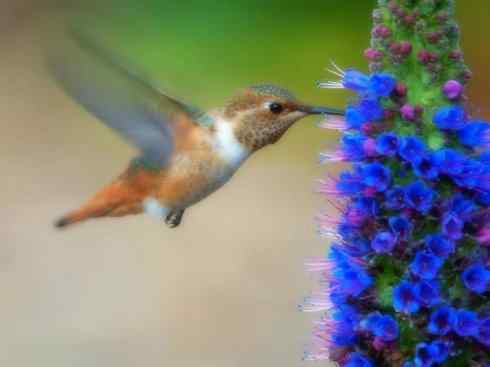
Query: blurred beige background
[[1, 1, 489, 367]]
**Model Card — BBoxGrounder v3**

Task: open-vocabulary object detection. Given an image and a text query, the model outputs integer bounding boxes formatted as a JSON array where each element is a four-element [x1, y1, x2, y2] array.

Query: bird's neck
[[211, 115, 251, 168]]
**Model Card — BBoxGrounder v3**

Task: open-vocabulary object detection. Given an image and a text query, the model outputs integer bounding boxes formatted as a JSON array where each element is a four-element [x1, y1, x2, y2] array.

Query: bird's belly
[[155, 151, 238, 209]]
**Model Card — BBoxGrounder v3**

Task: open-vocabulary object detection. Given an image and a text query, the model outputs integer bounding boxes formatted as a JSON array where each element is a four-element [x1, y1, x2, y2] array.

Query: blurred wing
[[48, 30, 207, 166]]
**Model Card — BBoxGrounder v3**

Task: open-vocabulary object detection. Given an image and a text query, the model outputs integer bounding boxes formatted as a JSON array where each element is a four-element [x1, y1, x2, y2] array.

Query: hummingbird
[[51, 32, 344, 229]]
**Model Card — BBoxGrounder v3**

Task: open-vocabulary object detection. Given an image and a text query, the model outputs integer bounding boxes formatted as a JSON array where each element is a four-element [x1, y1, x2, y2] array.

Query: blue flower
[[441, 213, 464, 240], [433, 105, 466, 130], [342, 69, 370, 92], [345, 352, 373, 367], [341, 133, 367, 162], [457, 121, 490, 147], [430, 340, 450, 364], [404, 181, 436, 214], [453, 159, 487, 190], [376, 132, 400, 156], [409, 251, 443, 280], [371, 231, 396, 253], [330, 304, 361, 347], [336, 170, 364, 197], [368, 73, 397, 97], [345, 106, 368, 129], [425, 234, 454, 259], [360, 162, 392, 192], [428, 306, 456, 335], [452, 309, 479, 337], [393, 281, 420, 314], [447, 194, 476, 221], [343, 237, 372, 257], [333, 264, 373, 297], [462, 263, 490, 294], [477, 317, 490, 347], [414, 280, 441, 307], [434, 148, 467, 176], [399, 136, 427, 164], [414, 342, 437, 367], [371, 315, 399, 342], [413, 154, 439, 180], [389, 215, 413, 240], [385, 186, 406, 210], [358, 98, 385, 121]]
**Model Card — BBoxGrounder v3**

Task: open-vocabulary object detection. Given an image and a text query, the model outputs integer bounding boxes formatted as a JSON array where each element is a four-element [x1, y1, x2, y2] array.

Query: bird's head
[[223, 84, 343, 151]]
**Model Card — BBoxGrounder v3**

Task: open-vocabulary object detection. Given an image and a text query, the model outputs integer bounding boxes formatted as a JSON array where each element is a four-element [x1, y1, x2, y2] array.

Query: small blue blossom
[[341, 133, 368, 162], [413, 154, 439, 180], [373, 315, 399, 342], [425, 234, 454, 259], [441, 213, 464, 240], [393, 281, 420, 314], [414, 342, 437, 367], [477, 317, 490, 347], [376, 132, 400, 156], [428, 306, 456, 336], [343, 237, 372, 258], [333, 264, 373, 297], [371, 231, 396, 253], [399, 136, 427, 164], [358, 98, 385, 121], [430, 340, 450, 364], [360, 162, 392, 192], [345, 106, 368, 129], [343, 69, 370, 92], [447, 194, 476, 221], [434, 148, 467, 176], [330, 304, 361, 347], [404, 181, 436, 214], [345, 352, 373, 367], [409, 251, 444, 280], [368, 73, 397, 97], [452, 309, 479, 337], [414, 280, 441, 307], [433, 105, 466, 130], [457, 121, 490, 148], [389, 215, 413, 240], [385, 186, 406, 210], [462, 263, 490, 294]]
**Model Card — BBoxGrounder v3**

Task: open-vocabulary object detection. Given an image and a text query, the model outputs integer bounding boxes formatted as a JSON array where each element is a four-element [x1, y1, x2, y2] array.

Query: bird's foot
[[165, 209, 185, 228]]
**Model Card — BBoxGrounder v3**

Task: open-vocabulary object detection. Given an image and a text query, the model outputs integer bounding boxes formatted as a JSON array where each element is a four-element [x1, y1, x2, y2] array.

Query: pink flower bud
[[364, 48, 384, 61], [442, 80, 463, 100], [394, 82, 408, 97], [400, 104, 416, 121], [373, 25, 392, 38]]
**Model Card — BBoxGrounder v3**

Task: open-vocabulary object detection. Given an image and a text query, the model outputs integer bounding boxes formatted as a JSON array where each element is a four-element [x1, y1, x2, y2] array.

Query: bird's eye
[[269, 102, 283, 114]]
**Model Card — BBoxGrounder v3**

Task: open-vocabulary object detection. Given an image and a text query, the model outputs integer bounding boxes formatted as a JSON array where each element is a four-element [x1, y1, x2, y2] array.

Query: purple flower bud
[[442, 80, 463, 100], [404, 14, 416, 26], [426, 31, 443, 44], [417, 49, 432, 64], [449, 50, 463, 61], [398, 41, 413, 56], [401, 104, 416, 121], [394, 82, 407, 97], [364, 48, 384, 61], [373, 25, 392, 38]]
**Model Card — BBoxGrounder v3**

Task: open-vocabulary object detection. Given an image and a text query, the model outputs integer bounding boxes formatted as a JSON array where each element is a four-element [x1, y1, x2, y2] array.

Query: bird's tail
[[54, 180, 136, 229]]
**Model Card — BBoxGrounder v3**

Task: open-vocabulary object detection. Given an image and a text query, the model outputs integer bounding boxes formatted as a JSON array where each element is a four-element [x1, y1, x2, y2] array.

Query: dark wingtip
[[54, 217, 70, 229]]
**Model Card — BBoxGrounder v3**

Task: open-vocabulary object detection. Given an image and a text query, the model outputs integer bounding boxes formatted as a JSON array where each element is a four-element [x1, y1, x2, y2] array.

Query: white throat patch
[[213, 118, 250, 168]]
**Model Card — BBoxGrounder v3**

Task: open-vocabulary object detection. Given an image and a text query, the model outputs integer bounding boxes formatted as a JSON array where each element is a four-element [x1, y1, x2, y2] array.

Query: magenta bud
[[417, 49, 431, 64], [462, 69, 473, 82], [394, 82, 407, 97], [449, 50, 463, 61], [404, 14, 416, 26], [400, 104, 416, 121], [364, 48, 384, 61], [363, 138, 378, 157], [373, 25, 392, 38], [426, 31, 443, 44], [398, 41, 413, 56], [442, 80, 463, 100], [384, 109, 396, 120]]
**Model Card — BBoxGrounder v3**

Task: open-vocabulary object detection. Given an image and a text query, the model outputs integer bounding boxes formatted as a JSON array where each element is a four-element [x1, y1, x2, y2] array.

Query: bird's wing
[[48, 30, 212, 167]]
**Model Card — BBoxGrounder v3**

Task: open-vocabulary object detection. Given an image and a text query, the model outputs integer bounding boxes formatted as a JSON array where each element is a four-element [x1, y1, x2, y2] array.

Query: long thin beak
[[298, 105, 344, 116]]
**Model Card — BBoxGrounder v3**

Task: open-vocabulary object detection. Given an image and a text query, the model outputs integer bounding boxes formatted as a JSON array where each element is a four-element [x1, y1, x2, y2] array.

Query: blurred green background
[[1, 1, 489, 366]]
